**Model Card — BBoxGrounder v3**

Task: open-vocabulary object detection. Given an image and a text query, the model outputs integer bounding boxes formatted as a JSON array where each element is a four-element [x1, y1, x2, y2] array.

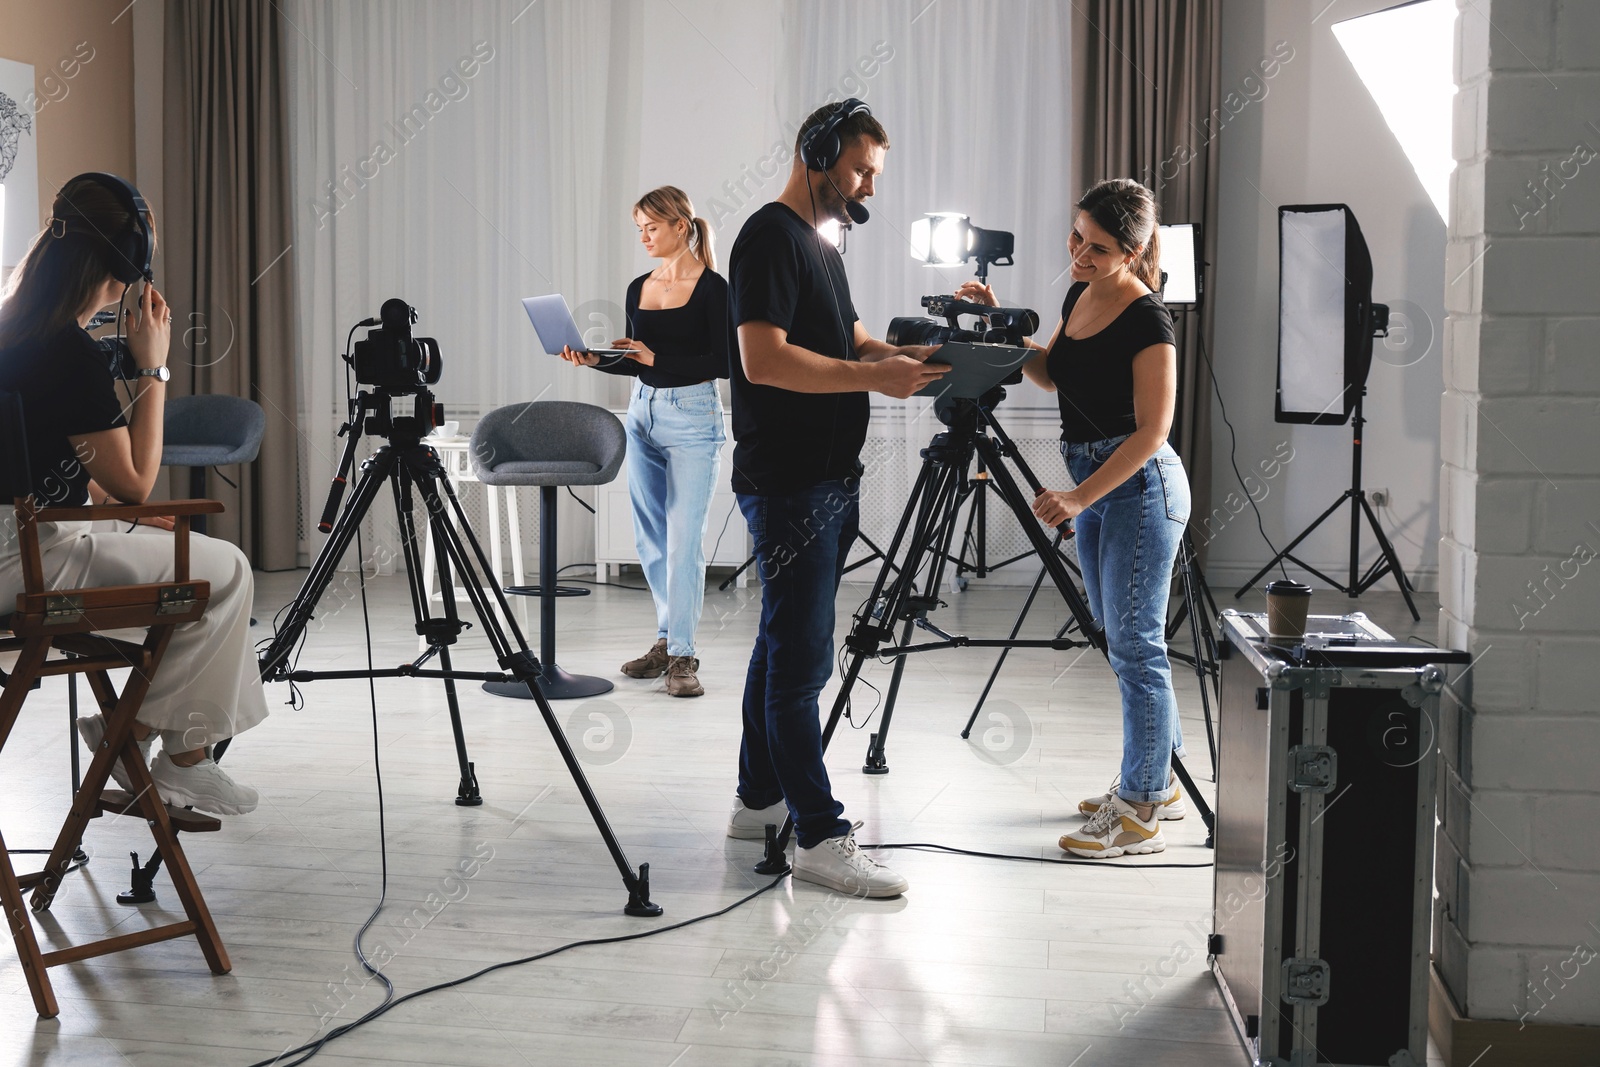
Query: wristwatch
[[137, 366, 171, 383]]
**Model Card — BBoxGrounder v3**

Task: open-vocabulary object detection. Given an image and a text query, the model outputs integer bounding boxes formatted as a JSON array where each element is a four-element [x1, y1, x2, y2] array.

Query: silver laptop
[[521, 295, 628, 357]]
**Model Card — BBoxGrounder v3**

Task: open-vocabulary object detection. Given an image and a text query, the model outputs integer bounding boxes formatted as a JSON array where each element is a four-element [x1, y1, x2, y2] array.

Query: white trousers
[[1, 519, 269, 752]]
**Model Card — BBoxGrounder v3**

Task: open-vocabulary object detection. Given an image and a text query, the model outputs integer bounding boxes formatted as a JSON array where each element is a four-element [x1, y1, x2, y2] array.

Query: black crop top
[[593, 270, 734, 388], [1045, 283, 1175, 443]]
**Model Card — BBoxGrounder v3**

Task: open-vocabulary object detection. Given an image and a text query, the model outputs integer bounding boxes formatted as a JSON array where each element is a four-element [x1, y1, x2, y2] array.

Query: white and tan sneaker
[[793, 822, 908, 898], [1059, 796, 1165, 858]]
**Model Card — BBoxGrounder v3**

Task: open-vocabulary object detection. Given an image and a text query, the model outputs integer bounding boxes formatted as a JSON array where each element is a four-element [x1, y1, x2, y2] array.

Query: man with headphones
[[722, 100, 946, 897]]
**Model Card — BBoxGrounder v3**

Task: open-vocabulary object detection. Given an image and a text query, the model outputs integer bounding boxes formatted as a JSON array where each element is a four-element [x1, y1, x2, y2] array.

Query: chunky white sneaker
[[76, 715, 154, 793], [1059, 796, 1165, 858], [726, 796, 789, 840], [1078, 774, 1187, 821], [149, 752, 259, 815], [793, 822, 908, 898]]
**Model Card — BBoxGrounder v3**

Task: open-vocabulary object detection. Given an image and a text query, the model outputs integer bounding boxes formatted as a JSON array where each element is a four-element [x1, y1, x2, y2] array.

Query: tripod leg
[[862, 617, 917, 775], [412, 451, 658, 914], [393, 465, 484, 805], [259, 450, 401, 681], [1233, 491, 1352, 600], [962, 550, 1053, 738], [1358, 494, 1421, 620], [1177, 542, 1218, 778]]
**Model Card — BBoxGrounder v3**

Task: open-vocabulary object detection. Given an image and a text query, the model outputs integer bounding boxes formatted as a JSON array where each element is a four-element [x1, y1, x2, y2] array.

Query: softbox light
[[1275, 204, 1377, 425], [1157, 222, 1201, 305]]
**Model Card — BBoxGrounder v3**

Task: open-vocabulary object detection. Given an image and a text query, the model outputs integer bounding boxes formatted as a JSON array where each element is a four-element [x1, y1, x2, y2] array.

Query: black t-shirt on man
[[1045, 282, 1175, 443], [727, 201, 864, 495], [0, 324, 126, 506]]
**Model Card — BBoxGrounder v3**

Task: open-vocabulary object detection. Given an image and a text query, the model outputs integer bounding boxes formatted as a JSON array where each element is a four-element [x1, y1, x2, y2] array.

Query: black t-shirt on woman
[[1045, 282, 1175, 443], [594, 270, 734, 388], [0, 324, 126, 506], [727, 201, 863, 495]]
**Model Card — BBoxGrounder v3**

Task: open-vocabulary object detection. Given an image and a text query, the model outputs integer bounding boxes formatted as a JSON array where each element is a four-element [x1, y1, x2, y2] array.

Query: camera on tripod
[[887, 296, 1039, 356], [350, 298, 443, 393]]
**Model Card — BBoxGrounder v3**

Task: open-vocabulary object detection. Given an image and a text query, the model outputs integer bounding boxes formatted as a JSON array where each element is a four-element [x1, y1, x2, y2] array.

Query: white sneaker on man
[[726, 796, 789, 840], [149, 752, 259, 815], [792, 822, 908, 898], [76, 714, 154, 793]]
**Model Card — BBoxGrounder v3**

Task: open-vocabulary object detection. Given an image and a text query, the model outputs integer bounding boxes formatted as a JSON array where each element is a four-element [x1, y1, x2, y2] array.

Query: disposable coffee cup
[[1264, 579, 1313, 640]]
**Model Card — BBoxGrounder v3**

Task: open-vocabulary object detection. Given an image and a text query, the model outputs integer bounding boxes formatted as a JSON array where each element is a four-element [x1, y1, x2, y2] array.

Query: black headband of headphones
[[799, 98, 873, 173], [49, 172, 153, 286]]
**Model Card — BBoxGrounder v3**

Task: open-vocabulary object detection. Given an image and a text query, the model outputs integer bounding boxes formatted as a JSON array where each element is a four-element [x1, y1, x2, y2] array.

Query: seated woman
[[556, 185, 733, 697], [0, 173, 265, 815]]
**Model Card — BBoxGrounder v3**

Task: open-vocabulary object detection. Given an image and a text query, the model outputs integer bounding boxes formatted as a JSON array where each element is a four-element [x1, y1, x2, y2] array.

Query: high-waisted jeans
[[1063, 435, 1190, 804], [625, 380, 724, 658]]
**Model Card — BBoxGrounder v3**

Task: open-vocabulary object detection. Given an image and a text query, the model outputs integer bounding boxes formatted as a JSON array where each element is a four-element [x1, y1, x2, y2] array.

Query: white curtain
[[773, 0, 1075, 562], [284, 0, 1071, 570], [286, 0, 642, 568]]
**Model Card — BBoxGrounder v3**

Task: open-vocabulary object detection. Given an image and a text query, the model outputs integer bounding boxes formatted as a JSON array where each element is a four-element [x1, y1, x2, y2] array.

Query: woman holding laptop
[[557, 186, 733, 697]]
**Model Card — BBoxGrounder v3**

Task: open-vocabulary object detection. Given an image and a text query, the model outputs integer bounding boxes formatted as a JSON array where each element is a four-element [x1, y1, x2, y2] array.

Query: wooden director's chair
[[0, 389, 231, 1018]]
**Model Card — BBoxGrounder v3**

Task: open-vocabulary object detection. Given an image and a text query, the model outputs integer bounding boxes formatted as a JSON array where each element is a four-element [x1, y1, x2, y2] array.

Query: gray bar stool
[[471, 401, 625, 700], [161, 395, 265, 535]]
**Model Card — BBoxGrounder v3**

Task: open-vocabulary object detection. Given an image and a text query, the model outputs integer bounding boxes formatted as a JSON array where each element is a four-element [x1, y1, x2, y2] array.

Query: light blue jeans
[[1064, 434, 1190, 804], [626, 380, 724, 658]]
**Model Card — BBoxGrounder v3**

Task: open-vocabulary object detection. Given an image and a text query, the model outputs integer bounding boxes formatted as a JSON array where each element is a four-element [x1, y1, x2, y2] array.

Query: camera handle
[[318, 394, 366, 533]]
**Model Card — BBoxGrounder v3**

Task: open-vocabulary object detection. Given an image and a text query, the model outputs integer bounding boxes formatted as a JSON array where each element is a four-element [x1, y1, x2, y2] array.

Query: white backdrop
[[285, 0, 1074, 568]]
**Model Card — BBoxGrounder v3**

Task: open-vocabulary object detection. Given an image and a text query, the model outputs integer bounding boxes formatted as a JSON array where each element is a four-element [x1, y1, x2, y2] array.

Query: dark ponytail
[[1077, 178, 1161, 293]]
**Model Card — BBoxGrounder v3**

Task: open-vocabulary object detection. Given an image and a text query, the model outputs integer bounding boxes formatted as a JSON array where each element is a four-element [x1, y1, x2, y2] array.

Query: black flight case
[[1210, 611, 1470, 1066]]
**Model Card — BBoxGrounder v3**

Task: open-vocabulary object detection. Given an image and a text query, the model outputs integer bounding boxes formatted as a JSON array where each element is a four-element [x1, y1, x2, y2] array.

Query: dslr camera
[[350, 298, 443, 393]]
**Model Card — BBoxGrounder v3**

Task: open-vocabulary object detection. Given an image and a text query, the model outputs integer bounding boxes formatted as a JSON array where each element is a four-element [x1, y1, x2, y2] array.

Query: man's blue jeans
[[625, 380, 724, 658], [735, 480, 857, 848], [1064, 436, 1191, 804]]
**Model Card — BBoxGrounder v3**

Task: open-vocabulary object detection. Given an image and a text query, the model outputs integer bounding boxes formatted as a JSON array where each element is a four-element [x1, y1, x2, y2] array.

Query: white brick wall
[[1437, 0, 1600, 1026]]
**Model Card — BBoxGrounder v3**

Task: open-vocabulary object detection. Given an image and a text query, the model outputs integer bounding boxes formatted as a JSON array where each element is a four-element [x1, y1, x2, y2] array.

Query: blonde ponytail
[[690, 216, 716, 271]]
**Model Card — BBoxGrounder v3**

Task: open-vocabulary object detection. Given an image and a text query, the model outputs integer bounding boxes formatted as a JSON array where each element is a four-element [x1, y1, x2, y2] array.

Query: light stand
[[1234, 384, 1420, 620]]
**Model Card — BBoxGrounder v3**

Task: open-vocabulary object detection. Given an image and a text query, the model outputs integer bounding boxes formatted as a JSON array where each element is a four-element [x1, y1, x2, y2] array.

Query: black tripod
[[720, 531, 896, 592], [961, 527, 1221, 777], [1234, 389, 1419, 621], [949, 452, 1041, 590], [752, 399, 1215, 874], [251, 386, 661, 916]]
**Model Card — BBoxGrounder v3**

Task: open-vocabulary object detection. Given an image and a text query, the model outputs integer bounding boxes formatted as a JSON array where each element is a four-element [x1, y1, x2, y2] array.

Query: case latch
[[1281, 957, 1330, 1005], [1289, 745, 1337, 793]]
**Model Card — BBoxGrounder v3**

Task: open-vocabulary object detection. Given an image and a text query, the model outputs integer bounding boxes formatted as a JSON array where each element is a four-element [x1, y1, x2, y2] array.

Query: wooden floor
[[1, 562, 1443, 1066]]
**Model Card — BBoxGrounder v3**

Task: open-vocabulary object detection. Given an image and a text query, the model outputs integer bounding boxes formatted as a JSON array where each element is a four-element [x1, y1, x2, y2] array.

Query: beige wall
[[0, 0, 136, 229]]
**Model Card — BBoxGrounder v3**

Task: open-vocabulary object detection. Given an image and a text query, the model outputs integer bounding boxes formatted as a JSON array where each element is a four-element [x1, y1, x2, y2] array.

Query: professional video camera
[[887, 295, 1039, 351], [350, 298, 443, 393]]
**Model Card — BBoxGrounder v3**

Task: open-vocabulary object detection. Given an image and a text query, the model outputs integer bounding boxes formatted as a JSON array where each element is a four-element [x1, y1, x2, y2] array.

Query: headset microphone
[[823, 168, 871, 225]]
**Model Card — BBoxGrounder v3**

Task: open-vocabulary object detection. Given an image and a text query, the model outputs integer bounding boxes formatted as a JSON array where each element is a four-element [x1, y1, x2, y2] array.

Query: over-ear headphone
[[49, 172, 153, 285], [799, 98, 872, 172], [800, 99, 874, 226]]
